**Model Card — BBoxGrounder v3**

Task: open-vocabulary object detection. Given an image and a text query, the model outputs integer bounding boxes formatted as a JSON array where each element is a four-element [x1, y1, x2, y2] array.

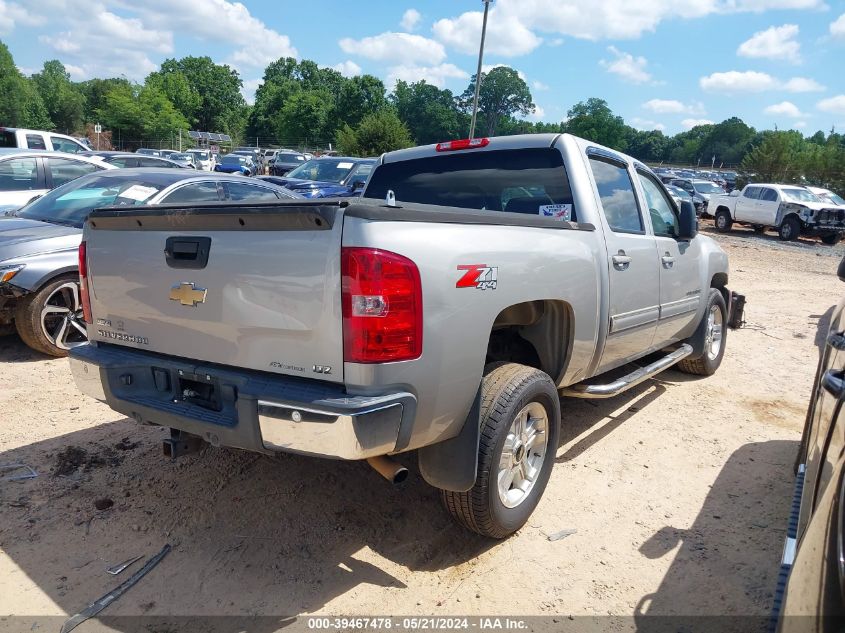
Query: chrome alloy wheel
[[497, 401, 549, 508], [704, 303, 724, 361], [40, 282, 87, 350]]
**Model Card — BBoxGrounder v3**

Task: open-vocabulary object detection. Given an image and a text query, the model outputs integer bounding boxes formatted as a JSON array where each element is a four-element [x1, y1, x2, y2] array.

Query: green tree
[[336, 110, 413, 156], [740, 130, 805, 182], [335, 75, 388, 129], [157, 56, 244, 132], [0, 41, 52, 129], [145, 69, 201, 127], [31, 60, 86, 133], [666, 124, 714, 164], [96, 82, 189, 148], [626, 128, 669, 162], [391, 80, 463, 144], [698, 117, 756, 166], [461, 66, 534, 136], [274, 90, 333, 144], [562, 98, 628, 150], [79, 77, 132, 123]]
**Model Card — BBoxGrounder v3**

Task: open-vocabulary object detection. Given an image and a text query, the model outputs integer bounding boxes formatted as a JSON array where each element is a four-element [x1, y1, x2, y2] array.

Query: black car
[[269, 151, 307, 176], [775, 254, 845, 631], [80, 151, 187, 169]]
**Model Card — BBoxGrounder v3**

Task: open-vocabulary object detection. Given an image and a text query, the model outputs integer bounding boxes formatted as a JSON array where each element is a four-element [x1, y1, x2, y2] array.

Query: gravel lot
[[0, 226, 842, 628]]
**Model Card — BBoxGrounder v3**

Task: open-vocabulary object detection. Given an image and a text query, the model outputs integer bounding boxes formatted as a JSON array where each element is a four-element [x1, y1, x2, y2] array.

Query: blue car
[[214, 154, 255, 176], [264, 157, 374, 198]]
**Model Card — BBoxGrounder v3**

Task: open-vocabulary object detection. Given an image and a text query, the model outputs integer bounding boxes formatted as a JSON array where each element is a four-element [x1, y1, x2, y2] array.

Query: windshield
[[693, 181, 724, 194], [17, 174, 165, 228], [782, 188, 821, 203], [815, 191, 845, 206], [222, 155, 245, 164], [287, 159, 359, 183], [274, 153, 306, 165], [171, 154, 192, 161], [187, 150, 209, 159]]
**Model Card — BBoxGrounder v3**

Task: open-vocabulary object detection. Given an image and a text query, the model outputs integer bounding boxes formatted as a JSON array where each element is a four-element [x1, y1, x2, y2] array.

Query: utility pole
[[469, 0, 492, 139]]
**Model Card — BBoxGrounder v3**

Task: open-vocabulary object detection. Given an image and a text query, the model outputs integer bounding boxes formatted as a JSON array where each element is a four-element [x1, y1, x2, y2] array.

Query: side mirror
[[839, 254, 845, 283], [730, 190, 740, 197], [678, 200, 698, 240], [352, 180, 366, 191]]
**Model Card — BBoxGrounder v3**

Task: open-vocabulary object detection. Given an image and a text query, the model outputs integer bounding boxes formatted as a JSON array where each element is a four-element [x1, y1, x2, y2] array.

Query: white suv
[[0, 128, 89, 154]]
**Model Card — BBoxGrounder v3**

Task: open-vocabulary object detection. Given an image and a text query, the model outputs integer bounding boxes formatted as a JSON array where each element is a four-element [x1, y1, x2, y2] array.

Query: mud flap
[[728, 291, 746, 329], [417, 385, 481, 492]]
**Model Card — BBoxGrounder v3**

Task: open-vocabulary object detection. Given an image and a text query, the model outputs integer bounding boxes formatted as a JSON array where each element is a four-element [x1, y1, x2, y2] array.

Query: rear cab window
[[26, 134, 47, 150], [588, 156, 643, 234], [363, 148, 576, 221]]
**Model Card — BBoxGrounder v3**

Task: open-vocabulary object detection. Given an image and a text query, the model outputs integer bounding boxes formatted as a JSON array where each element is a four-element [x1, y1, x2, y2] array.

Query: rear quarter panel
[[342, 216, 603, 451]]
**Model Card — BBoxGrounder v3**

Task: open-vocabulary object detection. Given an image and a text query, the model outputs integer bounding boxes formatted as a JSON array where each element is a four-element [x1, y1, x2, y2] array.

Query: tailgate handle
[[164, 236, 211, 269]]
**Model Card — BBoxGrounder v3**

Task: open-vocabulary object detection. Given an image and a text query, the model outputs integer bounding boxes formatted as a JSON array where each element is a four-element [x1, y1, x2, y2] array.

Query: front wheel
[[440, 363, 560, 539], [778, 216, 801, 241], [677, 288, 727, 377], [714, 210, 732, 233], [15, 274, 88, 357], [821, 234, 841, 246]]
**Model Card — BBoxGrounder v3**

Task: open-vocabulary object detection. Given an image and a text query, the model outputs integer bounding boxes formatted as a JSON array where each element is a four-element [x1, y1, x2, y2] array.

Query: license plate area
[[177, 372, 222, 411]]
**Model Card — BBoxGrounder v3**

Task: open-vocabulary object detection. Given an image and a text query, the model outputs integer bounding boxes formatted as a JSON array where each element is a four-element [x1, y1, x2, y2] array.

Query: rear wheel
[[677, 288, 727, 377], [714, 210, 732, 233], [15, 274, 88, 357], [440, 363, 560, 539], [778, 216, 801, 241]]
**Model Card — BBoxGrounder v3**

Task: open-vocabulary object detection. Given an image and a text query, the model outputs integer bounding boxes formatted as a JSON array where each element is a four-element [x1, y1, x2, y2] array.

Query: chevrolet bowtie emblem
[[169, 282, 207, 307]]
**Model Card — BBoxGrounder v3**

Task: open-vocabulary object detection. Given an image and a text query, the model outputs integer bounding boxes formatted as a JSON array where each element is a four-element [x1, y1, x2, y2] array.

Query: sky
[[1, 0, 844, 136]]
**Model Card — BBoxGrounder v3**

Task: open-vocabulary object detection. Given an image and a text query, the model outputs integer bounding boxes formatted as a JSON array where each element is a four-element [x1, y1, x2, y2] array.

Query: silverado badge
[[169, 282, 207, 307]]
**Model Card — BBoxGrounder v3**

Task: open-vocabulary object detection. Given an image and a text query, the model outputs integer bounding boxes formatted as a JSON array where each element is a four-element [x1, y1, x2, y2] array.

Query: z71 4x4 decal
[[456, 264, 498, 290]]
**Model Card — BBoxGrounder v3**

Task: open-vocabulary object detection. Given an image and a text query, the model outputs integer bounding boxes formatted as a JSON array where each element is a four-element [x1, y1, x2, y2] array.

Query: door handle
[[612, 251, 632, 271], [661, 253, 675, 269], [823, 369, 845, 398], [828, 331, 845, 351]]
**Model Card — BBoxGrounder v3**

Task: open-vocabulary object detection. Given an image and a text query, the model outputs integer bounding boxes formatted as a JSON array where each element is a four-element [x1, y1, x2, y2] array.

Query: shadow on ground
[[0, 332, 49, 363], [633, 439, 797, 631]]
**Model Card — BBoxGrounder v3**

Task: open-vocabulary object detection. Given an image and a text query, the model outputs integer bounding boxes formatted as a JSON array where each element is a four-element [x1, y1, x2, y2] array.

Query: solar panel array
[[188, 131, 232, 142]]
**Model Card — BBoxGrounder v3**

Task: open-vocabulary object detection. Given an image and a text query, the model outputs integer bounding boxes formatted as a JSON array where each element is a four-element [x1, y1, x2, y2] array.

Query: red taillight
[[78, 241, 92, 324], [435, 138, 490, 152], [341, 247, 422, 364]]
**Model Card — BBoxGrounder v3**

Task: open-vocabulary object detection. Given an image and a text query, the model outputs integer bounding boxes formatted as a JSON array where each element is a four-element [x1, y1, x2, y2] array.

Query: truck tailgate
[[85, 203, 344, 383]]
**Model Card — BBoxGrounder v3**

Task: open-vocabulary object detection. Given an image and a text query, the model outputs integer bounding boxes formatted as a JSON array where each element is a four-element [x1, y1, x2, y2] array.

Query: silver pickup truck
[[69, 134, 745, 538]]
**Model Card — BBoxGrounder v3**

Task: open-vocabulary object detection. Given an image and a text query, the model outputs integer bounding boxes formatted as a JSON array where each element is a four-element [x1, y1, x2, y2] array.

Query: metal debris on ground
[[59, 544, 171, 633], [547, 528, 578, 542], [105, 554, 143, 575], [0, 463, 38, 481]]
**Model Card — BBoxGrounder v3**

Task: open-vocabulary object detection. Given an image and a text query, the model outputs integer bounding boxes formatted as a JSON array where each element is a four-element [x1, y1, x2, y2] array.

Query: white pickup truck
[[69, 133, 745, 538], [710, 183, 845, 244]]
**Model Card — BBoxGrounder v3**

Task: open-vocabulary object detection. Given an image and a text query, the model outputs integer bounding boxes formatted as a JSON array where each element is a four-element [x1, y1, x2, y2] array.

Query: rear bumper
[[69, 343, 416, 460]]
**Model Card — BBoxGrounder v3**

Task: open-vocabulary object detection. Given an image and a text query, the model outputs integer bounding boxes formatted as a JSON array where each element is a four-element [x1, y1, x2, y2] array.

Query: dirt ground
[[0, 225, 842, 630]]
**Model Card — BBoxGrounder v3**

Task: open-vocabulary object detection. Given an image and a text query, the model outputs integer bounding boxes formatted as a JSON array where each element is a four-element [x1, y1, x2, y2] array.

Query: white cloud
[[340, 32, 446, 65], [331, 60, 362, 77], [631, 117, 666, 131], [764, 101, 804, 117], [700, 71, 824, 93], [400, 8, 421, 32], [599, 46, 655, 84], [682, 118, 715, 129], [642, 99, 705, 115], [0, 0, 44, 35], [831, 13, 845, 39], [386, 63, 469, 89], [63, 63, 85, 80], [737, 24, 801, 63], [533, 80, 549, 91], [794, 120, 807, 129], [548, 38, 565, 47], [432, 8, 542, 57], [526, 105, 546, 120], [241, 78, 261, 105], [817, 95, 845, 115], [783, 77, 825, 92]]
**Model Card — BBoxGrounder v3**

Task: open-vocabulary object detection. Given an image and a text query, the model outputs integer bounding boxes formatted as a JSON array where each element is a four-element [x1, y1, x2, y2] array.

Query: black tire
[[778, 216, 801, 241], [752, 225, 765, 234], [440, 363, 560, 539], [821, 234, 841, 246], [15, 274, 87, 357], [677, 288, 727, 377], [714, 209, 732, 233]]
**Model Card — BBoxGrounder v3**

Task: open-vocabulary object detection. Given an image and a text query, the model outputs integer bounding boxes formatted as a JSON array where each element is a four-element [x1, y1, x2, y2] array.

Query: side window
[[47, 157, 100, 187], [743, 186, 761, 199], [225, 182, 280, 201], [348, 164, 373, 188], [589, 157, 643, 233], [107, 157, 134, 168], [637, 172, 679, 238], [26, 134, 47, 150], [161, 182, 221, 203], [0, 157, 39, 190], [139, 157, 172, 168], [50, 136, 83, 154], [760, 188, 778, 202]]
